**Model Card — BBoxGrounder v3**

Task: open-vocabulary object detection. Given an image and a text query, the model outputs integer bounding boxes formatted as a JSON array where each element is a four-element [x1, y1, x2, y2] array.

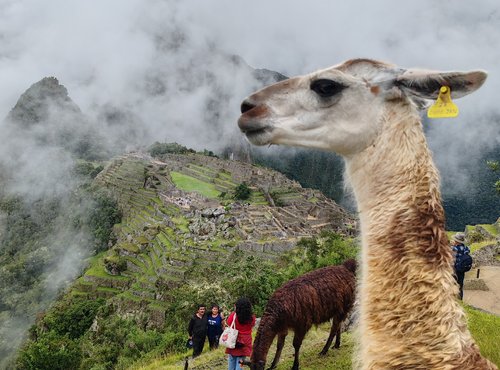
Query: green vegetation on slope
[[132, 325, 354, 370], [16, 231, 357, 370], [132, 305, 500, 370], [0, 167, 120, 368]]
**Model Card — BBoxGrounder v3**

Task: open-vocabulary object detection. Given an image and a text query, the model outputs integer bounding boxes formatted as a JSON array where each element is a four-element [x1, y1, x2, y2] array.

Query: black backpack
[[455, 252, 473, 273]]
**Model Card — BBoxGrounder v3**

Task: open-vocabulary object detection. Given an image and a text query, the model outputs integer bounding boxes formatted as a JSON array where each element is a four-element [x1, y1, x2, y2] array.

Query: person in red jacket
[[225, 297, 256, 370]]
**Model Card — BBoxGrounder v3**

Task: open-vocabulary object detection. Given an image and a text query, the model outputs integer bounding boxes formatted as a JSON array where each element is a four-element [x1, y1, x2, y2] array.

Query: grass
[[170, 171, 221, 199], [309, 196, 319, 203], [84, 252, 130, 281], [218, 171, 233, 180], [118, 242, 141, 254], [129, 304, 500, 370], [85, 262, 129, 280], [478, 224, 498, 236], [96, 286, 121, 293], [128, 323, 353, 370], [156, 232, 172, 249], [465, 305, 500, 366], [171, 215, 190, 233], [447, 227, 496, 253], [209, 235, 239, 249], [447, 230, 460, 240], [470, 240, 496, 253]]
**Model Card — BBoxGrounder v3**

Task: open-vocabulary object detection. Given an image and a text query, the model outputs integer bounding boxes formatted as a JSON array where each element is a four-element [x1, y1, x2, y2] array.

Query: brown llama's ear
[[343, 259, 357, 274], [394, 69, 487, 100]]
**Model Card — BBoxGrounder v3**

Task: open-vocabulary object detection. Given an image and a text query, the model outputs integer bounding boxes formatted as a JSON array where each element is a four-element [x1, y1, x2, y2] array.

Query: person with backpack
[[451, 232, 473, 300]]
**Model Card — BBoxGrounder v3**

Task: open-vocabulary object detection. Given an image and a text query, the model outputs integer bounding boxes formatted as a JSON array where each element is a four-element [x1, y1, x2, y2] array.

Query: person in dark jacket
[[188, 304, 208, 357], [451, 232, 470, 300], [207, 304, 225, 350]]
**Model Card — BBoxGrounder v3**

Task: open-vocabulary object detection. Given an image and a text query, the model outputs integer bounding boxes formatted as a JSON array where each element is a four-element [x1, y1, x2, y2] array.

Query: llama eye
[[310, 79, 346, 98]]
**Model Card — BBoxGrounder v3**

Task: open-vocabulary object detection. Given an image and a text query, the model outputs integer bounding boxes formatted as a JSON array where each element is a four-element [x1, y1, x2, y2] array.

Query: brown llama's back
[[265, 261, 356, 327]]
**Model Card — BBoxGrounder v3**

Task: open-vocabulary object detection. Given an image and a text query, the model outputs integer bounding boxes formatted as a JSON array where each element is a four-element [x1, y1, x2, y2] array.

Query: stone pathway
[[464, 266, 500, 315]]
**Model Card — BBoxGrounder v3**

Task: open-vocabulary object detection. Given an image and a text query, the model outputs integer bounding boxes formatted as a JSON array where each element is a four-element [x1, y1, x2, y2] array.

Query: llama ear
[[394, 69, 487, 100]]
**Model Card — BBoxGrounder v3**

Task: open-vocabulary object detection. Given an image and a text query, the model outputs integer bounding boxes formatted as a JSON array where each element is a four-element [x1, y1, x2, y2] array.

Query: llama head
[[238, 59, 487, 156], [244, 360, 264, 370]]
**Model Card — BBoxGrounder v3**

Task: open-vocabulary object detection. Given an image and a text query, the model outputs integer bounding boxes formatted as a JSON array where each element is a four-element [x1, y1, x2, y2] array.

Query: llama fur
[[250, 259, 356, 370], [238, 58, 497, 370]]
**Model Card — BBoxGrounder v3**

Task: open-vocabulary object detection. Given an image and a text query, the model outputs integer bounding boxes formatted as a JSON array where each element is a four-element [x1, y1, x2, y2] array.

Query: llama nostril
[[241, 101, 256, 114]]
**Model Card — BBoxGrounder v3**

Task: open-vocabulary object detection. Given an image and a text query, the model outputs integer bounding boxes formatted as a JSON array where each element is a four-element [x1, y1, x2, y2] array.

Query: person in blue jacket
[[206, 304, 225, 350], [451, 232, 471, 300]]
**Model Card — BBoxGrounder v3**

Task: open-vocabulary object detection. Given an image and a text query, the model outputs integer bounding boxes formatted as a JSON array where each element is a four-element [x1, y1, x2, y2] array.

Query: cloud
[[0, 1, 498, 155]]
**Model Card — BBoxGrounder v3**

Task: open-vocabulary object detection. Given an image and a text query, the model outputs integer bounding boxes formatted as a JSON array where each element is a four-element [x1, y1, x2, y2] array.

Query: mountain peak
[[6, 76, 81, 126]]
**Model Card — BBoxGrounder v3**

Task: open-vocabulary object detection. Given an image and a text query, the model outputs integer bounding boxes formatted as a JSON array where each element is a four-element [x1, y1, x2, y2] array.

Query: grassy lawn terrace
[[155, 232, 173, 250], [478, 224, 498, 237], [188, 163, 218, 176], [117, 241, 141, 254], [218, 171, 233, 180], [183, 167, 215, 183], [470, 240, 497, 253], [84, 259, 130, 281], [170, 171, 221, 199], [171, 215, 190, 233]]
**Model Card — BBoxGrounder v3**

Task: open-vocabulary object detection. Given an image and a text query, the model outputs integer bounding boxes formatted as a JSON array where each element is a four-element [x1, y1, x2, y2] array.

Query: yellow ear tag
[[427, 86, 459, 118]]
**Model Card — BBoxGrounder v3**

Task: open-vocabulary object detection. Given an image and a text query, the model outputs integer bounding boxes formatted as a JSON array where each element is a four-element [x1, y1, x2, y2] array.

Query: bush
[[148, 142, 194, 157], [468, 229, 484, 243], [88, 191, 122, 250], [279, 231, 359, 278], [104, 254, 128, 274], [17, 331, 81, 370], [199, 149, 217, 158], [234, 183, 251, 201], [43, 297, 105, 339], [222, 254, 284, 316], [79, 316, 168, 370], [270, 191, 285, 207]]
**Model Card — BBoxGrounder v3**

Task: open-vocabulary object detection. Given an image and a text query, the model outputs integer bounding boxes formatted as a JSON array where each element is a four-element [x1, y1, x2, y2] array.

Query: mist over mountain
[[0, 77, 115, 368]]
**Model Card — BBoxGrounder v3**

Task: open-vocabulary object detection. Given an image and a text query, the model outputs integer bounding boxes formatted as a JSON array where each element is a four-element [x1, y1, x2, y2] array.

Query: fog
[[1, 0, 499, 186]]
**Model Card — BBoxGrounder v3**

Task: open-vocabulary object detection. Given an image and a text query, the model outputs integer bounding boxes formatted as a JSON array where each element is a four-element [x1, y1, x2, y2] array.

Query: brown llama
[[247, 259, 356, 370], [237, 59, 496, 369]]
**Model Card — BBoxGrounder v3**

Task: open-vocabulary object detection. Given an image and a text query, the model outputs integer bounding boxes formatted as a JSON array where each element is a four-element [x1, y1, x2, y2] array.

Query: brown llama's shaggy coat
[[249, 259, 357, 370]]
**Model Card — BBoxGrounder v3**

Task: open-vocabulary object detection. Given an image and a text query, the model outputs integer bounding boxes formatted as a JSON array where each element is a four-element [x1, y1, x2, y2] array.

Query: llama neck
[[251, 317, 276, 364], [346, 105, 474, 369], [346, 106, 448, 260]]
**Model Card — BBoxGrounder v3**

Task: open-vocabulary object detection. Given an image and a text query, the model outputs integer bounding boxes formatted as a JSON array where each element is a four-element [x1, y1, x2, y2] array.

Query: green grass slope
[[130, 305, 500, 369], [130, 323, 354, 370]]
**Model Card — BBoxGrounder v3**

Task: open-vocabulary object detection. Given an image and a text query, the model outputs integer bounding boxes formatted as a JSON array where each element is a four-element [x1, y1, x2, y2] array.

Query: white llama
[[237, 59, 496, 370]]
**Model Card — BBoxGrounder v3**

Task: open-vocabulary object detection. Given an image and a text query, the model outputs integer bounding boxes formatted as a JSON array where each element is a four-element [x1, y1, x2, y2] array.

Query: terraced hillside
[[71, 152, 355, 328]]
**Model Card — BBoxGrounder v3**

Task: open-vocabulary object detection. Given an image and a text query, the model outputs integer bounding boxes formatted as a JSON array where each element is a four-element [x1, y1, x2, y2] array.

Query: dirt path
[[464, 266, 500, 315]]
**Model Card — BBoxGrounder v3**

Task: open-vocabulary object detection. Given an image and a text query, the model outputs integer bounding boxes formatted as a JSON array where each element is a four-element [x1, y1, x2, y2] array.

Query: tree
[[486, 160, 500, 194], [88, 191, 122, 250], [17, 331, 81, 370], [234, 183, 251, 200]]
